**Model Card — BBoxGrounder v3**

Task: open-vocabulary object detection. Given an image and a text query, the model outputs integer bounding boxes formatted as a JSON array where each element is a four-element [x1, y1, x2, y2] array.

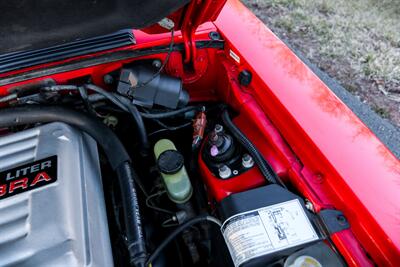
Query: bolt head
[[219, 165, 232, 179], [242, 154, 254, 168], [305, 200, 315, 212], [152, 59, 162, 69]]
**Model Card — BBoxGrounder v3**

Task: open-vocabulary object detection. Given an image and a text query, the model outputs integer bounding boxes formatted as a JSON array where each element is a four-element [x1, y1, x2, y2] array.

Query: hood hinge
[[181, 0, 221, 65]]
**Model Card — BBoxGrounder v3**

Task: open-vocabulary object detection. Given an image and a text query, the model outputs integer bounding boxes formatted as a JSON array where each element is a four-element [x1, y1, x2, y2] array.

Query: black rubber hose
[[84, 84, 150, 157], [90, 93, 199, 120], [116, 162, 147, 267], [0, 105, 147, 267], [221, 109, 285, 186], [44, 84, 150, 157], [139, 106, 199, 119], [146, 214, 222, 266]]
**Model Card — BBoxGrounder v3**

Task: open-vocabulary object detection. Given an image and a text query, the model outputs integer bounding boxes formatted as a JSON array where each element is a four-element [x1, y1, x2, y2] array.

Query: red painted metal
[[180, 0, 226, 65], [214, 0, 400, 265], [198, 153, 265, 202], [198, 66, 296, 201], [181, 0, 197, 63], [0, 23, 217, 82]]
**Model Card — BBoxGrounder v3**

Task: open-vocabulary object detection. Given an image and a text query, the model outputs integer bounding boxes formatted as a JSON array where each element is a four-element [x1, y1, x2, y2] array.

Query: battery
[[219, 185, 320, 267]]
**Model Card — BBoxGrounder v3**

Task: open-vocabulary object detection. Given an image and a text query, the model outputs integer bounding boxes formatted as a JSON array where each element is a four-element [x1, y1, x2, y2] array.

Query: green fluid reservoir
[[154, 139, 193, 204]]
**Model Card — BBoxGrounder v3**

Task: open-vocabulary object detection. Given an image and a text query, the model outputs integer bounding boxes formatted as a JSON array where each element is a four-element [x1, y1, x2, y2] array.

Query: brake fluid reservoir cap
[[157, 150, 184, 174]]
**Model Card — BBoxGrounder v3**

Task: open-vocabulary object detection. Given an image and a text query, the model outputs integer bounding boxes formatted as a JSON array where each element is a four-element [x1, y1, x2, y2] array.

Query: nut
[[218, 165, 232, 179], [214, 124, 224, 134], [242, 154, 254, 168]]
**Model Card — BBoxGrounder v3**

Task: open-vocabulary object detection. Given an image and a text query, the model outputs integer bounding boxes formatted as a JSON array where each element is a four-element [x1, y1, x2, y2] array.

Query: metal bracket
[[181, 0, 198, 64], [318, 209, 350, 235], [180, 0, 221, 65]]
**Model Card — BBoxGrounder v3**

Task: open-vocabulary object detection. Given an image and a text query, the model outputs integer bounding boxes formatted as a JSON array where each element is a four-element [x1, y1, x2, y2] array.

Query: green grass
[[250, 0, 399, 83]]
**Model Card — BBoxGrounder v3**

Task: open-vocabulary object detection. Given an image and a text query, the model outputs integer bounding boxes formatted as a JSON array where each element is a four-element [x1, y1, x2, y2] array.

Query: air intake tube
[[0, 105, 147, 267]]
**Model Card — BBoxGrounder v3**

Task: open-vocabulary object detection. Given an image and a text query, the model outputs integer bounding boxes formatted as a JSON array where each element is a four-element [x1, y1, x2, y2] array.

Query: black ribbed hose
[[221, 109, 285, 187], [0, 105, 147, 267], [116, 162, 147, 267]]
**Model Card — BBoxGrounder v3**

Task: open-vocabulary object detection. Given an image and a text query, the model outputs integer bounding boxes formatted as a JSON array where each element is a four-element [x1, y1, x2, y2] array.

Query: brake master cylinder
[[154, 139, 193, 203]]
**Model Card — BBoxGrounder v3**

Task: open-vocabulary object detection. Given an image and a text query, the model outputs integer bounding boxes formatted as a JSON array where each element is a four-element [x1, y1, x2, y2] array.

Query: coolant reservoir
[[154, 139, 192, 203]]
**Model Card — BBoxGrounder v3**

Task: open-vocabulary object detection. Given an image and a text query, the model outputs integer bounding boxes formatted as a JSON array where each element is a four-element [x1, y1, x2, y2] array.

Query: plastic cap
[[157, 150, 184, 174]]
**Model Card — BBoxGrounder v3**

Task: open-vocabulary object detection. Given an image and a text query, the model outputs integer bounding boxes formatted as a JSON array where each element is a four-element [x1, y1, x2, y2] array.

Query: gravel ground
[[242, 0, 400, 127]]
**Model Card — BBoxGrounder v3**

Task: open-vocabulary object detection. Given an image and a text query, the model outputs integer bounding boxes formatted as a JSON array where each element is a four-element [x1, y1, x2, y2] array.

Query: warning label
[[221, 199, 319, 267]]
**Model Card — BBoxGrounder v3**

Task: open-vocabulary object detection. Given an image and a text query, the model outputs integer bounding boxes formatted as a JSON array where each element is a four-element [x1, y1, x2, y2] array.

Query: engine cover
[[0, 122, 113, 266]]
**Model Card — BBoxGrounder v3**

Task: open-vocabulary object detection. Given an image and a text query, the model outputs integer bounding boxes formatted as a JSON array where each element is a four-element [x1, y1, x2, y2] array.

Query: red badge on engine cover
[[0, 156, 57, 200]]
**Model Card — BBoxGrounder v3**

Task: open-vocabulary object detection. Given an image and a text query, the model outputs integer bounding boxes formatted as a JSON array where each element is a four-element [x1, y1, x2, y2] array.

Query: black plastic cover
[[117, 66, 189, 109], [0, 0, 190, 54], [220, 185, 306, 220], [219, 185, 321, 267], [0, 30, 135, 74]]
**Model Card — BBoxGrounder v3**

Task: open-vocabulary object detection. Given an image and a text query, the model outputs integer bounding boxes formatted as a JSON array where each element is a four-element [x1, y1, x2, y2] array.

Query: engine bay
[[0, 42, 350, 267]]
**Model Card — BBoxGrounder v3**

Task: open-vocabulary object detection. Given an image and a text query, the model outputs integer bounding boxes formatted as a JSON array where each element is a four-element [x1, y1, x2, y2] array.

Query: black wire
[[132, 174, 150, 199], [43, 84, 150, 156], [84, 84, 128, 110], [146, 214, 222, 266], [89, 93, 201, 121], [112, 93, 198, 121], [89, 93, 194, 136], [221, 109, 286, 188], [77, 85, 98, 116], [161, 218, 178, 228], [145, 191, 175, 215], [139, 106, 199, 119], [153, 119, 192, 131], [135, 29, 175, 89], [148, 122, 192, 138]]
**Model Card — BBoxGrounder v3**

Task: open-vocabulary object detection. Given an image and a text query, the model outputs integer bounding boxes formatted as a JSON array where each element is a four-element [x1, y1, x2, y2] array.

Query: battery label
[[221, 199, 319, 267]]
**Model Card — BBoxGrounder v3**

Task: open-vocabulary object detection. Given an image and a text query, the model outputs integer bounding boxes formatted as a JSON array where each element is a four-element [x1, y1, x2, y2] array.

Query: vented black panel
[[0, 0, 190, 55], [0, 31, 135, 74]]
